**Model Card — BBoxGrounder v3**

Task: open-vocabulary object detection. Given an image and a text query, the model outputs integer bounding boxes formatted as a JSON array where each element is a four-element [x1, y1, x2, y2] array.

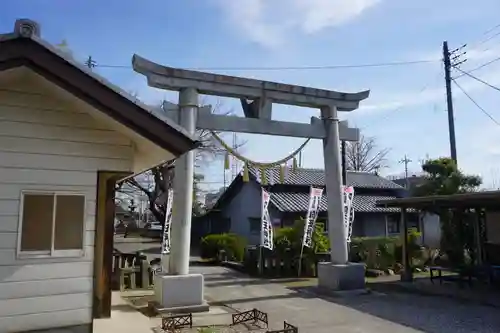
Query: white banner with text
[[302, 186, 324, 248], [342, 186, 355, 243], [261, 189, 274, 250], [161, 188, 174, 254]]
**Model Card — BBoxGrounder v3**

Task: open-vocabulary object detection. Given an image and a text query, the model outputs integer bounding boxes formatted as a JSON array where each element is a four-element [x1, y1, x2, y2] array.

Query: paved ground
[[196, 265, 500, 333], [112, 237, 500, 332], [113, 235, 200, 263], [114, 235, 162, 261], [93, 291, 160, 333]]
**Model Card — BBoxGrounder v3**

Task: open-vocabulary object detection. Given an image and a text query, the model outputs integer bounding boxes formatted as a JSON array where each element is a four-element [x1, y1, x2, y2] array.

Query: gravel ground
[[198, 266, 500, 333], [114, 239, 500, 332]]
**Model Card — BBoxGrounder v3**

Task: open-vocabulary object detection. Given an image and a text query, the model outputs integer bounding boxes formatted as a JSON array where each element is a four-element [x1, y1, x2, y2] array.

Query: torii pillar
[[133, 55, 369, 311]]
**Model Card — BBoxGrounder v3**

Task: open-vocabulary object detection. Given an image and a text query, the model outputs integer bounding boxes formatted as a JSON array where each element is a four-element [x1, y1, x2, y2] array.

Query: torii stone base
[[317, 262, 366, 291], [153, 273, 209, 314]]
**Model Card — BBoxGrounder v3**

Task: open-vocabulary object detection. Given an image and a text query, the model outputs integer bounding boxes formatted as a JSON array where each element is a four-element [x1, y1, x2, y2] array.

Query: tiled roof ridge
[[248, 165, 382, 175]]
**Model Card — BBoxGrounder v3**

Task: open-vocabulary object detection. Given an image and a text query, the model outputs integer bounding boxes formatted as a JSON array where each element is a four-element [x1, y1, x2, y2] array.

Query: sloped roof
[[271, 192, 400, 213], [248, 166, 403, 189], [208, 166, 404, 215], [0, 19, 199, 157]]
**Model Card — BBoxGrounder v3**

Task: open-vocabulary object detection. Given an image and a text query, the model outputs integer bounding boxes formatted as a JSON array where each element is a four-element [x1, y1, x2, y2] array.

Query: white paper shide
[[161, 188, 174, 254], [342, 185, 355, 243], [302, 186, 323, 248], [261, 189, 273, 250]]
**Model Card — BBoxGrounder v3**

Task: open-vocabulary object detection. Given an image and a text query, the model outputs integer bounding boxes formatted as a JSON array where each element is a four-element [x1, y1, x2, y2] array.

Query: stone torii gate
[[133, 55, 369, 310]]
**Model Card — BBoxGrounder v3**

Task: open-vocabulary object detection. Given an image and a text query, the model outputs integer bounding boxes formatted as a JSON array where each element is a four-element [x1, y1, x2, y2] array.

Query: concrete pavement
[[93, 292, 161, 333], [98, 242, 500, 333], [196, 265, 500, 333]]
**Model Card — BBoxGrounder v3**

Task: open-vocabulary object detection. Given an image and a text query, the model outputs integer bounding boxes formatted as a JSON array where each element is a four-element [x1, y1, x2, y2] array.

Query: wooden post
[[474, 207, 483, 266], [400, 207, 413, 282], [92, 171, 131, 318]]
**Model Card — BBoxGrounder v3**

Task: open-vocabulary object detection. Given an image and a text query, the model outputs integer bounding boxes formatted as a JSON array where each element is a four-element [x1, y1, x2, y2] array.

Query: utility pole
[[399, 154, 412, 189], [443, 41, 466, 166], [443, 41, 457, 165]]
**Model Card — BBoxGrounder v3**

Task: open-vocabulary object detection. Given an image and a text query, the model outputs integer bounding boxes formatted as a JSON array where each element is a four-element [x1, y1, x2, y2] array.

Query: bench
[[429, 266, 472, 287]]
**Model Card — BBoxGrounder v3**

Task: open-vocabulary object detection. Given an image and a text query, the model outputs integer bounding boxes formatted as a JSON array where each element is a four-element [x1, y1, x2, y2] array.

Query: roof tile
[[269, 192, 401, 213], [248, 166, 402, 189]]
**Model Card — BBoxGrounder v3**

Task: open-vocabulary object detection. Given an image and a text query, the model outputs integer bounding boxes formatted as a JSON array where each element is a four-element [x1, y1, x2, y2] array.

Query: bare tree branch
[[120, 98, 246, 228], [345, 133, 390, 173]]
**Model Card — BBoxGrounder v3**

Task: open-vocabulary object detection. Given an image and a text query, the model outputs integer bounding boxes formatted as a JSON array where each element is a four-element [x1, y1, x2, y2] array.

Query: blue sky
[[3, 0, 500, 191]]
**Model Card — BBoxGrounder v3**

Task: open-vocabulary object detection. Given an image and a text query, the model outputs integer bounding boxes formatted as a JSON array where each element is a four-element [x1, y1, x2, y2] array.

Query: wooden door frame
[[92, 170, 131, 318]]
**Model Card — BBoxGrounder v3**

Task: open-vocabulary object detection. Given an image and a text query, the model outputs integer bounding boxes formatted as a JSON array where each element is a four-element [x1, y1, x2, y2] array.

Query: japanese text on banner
[[161, 188, 174, 254], [302, 187, 323, 248], [342, 186, 355, 243], [261, 189, 273, 250]]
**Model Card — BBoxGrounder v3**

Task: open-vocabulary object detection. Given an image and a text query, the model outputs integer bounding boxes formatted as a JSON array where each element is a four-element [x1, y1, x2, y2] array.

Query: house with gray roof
[[196, 166, 423, 246]]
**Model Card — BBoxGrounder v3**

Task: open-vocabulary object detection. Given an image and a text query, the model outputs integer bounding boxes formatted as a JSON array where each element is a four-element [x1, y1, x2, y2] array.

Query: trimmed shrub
[[349, 229, 424, 270], [200, 233, 246, 262], [349, 236, 400, 270]]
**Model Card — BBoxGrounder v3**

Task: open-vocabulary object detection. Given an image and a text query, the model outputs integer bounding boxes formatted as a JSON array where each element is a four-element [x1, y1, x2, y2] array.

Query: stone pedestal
[[317, 262, 366, 291], [153, 273, 208, 313]]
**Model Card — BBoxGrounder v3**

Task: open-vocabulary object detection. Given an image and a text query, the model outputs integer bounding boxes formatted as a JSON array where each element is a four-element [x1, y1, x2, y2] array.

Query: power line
[[453, 67, 500, 93], [452, 78, 500, 126], [481, 23, 500, 37], [358, 69, 443, 130], [463, 22, 500, 51], [473, 30, 500, 49], [93, 59, 438, 72], [453, 55, 500, 79]]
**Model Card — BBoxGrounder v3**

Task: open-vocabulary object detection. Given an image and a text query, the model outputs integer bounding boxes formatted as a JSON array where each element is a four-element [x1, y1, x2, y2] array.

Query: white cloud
[[216, 0, 380, 47], [294, 0, 381, 33], [358, 61, 500, 114]]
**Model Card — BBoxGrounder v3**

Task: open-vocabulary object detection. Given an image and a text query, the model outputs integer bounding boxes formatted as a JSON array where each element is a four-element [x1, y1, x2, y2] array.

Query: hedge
[[200, 233, 247, 262]]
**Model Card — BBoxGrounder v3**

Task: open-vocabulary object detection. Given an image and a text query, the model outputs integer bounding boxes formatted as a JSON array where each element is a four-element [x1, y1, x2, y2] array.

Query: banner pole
[[298, 244, 305, 277], [258, 245, 263, 275]]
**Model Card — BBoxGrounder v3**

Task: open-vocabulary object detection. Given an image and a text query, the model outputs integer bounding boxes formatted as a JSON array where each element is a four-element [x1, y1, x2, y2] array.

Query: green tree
[[413, 157, 482, 266], [413, 157, 481, 197]]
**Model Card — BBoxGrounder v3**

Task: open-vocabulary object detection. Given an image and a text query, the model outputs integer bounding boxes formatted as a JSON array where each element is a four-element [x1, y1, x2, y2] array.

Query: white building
[[0, 19, 198, 332]]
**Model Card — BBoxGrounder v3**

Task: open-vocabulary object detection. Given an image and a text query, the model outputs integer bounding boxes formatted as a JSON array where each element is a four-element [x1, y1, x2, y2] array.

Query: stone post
[[321, 105, 348, 264], [169, 87, 197, 275], [317, 105, 365, 291]]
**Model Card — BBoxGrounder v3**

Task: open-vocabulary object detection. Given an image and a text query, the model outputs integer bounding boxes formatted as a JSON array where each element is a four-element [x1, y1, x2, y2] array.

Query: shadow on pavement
[[203, 265, 500, 333], [136, 246, 162, 254], [208, 292, 308, 307], [285, 283, 500, 333], [205, 276, 313, 287]]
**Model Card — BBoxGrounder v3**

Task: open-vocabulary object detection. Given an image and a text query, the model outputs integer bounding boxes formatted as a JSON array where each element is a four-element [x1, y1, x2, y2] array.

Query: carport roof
[[0, 19, 200, 157], [377, 191, 500, 209]]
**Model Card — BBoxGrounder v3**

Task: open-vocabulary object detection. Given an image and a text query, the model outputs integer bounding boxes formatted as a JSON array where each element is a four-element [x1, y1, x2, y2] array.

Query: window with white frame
[[19, 192, 86, 257]]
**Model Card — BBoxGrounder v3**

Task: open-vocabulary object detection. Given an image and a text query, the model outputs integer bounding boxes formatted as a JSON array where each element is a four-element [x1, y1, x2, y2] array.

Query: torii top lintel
[[132, 55, 370, 111]]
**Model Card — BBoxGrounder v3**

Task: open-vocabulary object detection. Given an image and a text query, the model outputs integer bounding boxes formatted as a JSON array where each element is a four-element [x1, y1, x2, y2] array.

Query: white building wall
[[0, 78, 133, 332], [421, 212, 441, 248], [224, 181, 263, 246]]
